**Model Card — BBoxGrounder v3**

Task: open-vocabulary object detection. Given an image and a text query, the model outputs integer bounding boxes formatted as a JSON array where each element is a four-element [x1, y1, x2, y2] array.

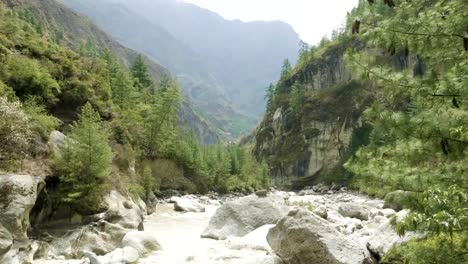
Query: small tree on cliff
[[55, 102, 113, 214]]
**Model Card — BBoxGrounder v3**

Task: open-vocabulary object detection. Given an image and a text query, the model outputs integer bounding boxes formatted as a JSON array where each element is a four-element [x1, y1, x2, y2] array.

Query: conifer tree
[[131, 54, 154, 91], [55, 102, 113, 213]]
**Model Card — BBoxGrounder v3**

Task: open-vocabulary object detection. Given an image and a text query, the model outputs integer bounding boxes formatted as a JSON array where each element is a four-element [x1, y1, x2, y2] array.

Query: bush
[[23, 98, 59, 139], [0, 96, 32, 168], [382, 233, 468, 264]]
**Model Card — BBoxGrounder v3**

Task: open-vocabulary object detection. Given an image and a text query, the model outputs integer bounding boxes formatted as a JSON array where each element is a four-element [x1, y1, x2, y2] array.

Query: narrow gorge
[[1, 0, 467, 264]]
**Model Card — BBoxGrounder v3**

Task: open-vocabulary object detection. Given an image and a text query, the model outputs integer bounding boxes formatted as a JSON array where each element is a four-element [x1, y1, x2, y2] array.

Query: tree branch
[[361, 21, 465, 39]]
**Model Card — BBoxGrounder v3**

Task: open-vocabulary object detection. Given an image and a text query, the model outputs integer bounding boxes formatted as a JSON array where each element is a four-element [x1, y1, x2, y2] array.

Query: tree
[[280, 59, 292, 81], [142, 79, 181, 159], [298, 40, 310, 64], [265, 83, 277, 112], [131, 55, 154, 91], [344, 0, 468, 261], [290, 83, 305, 116], [345, 0, 468, 196], [55, 102, 113, 214]]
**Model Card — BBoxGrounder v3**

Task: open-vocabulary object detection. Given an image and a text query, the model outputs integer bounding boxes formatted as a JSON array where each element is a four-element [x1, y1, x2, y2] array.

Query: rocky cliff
[[254, 41, 374, 188]]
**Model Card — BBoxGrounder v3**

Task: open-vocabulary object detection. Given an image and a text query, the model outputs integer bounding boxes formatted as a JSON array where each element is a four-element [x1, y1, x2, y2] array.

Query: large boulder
[[201, 195, 289, 240], [85, 246, 139, 264], [48, 130, 66, 154], [121, 231, 160, 257], [104, 191, 145, 230], [338, 203, 370, 221], [366, 210, 419, 257], [172, 197, 205, 213], [267, 208, 376, 264], [0, 174, 45, 262], [44, 191, 147, 259], [0, 225, 12, 257]]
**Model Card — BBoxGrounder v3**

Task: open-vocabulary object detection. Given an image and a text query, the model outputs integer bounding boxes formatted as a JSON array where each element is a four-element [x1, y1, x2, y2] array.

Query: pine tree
[[290, 83, 305, 116], [280, 59, 292, 81], [142, 79, 181, 159], [265, 83, 277, 112], [131, 55, 154, 91], [55, 102, 113, 213]]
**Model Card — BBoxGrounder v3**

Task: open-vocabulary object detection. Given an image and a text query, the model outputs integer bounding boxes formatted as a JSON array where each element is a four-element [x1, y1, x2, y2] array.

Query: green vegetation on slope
[[345, 0, 468, 262], [256, 0, 467, 262], [0, 2, 269, 214]]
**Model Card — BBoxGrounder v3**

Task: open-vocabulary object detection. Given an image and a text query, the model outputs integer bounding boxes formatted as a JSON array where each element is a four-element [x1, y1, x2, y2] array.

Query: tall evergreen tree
[[55, 102, 113, 213], [265, 83, 277, 112], [131, 54, 154, 91]]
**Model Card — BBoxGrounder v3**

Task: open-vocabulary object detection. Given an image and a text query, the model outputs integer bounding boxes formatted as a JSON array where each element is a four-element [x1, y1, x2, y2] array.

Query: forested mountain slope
[[60, 0, 300, 138], [2, 0, 221, 144], [0, 0, 268, 205]]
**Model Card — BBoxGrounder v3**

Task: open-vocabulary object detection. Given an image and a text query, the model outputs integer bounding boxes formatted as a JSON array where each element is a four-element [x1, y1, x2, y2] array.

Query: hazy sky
[[182, 0, 359, 45]]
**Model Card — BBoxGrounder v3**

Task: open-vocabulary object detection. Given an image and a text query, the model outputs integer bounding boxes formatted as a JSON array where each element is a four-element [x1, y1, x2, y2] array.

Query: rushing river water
[[34, 191, 406, 264], [139, 204, 220, 263], [36, 202, 277, 264]]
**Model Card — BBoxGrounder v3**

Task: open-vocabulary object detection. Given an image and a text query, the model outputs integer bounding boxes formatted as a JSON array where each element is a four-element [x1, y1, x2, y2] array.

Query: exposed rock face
[[0, 174, 45, 263], [201, 195, 289, 240], [48, 130, 65, 154], [267, 208, 376, 264], [254, 42, 373, 188], [39, 191, 148, 259]]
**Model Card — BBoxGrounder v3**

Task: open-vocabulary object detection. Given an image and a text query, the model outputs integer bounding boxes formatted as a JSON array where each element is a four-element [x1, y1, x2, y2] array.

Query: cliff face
[[254, 42, 374, 188]]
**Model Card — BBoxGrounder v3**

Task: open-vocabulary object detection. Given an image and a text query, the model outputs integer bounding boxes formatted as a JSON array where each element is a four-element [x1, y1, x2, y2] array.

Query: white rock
[[174, 198, 205, 213], [121, 231, 160, 257], [202, 195, 289, 240], [267, 208, 376, 264]]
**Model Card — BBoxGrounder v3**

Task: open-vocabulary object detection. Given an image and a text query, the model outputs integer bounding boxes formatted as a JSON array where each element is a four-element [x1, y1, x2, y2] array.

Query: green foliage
[[265, 83, 277, 112], [141, 77, 181, 159], [289, 83, 305, 116], [1, 55, 60, 105], [55, 103, 113, 214], [131, 54, 154, 91], [0, 96, 31, 168], [382, 233, 468, 264], [23, 98, 59, 139], [343, 0, 468, 262], [345, 0, 468, 194], [394, 186, 468, 237]]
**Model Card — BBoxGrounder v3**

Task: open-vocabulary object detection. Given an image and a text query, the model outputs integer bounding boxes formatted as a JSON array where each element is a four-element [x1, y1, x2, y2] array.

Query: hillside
[[2, 0, 221, 144], [254, 38, 374, 188], [60, 0, 300, 138]]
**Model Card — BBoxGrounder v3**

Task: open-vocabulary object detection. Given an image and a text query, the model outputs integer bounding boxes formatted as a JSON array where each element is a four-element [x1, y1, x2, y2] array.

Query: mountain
[[60, 0, 300, 138], [253, 39, 374, 188], [3, 0, 220, 144]]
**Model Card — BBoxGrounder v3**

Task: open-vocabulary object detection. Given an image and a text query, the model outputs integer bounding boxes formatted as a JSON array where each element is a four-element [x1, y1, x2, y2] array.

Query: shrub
[[0, 96, 32, 168]]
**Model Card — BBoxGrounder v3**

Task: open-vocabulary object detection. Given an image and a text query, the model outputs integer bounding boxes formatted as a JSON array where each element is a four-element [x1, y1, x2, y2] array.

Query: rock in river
[[201, 195, 289, 240], [267, 208, 376, 264]]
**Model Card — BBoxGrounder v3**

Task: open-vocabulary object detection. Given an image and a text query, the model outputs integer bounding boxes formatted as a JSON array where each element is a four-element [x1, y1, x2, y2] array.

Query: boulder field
[[0, 175, 419, 264]]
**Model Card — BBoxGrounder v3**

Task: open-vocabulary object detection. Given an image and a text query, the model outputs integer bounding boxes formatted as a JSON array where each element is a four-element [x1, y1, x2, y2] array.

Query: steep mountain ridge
[[60, 0, 300, 138]]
